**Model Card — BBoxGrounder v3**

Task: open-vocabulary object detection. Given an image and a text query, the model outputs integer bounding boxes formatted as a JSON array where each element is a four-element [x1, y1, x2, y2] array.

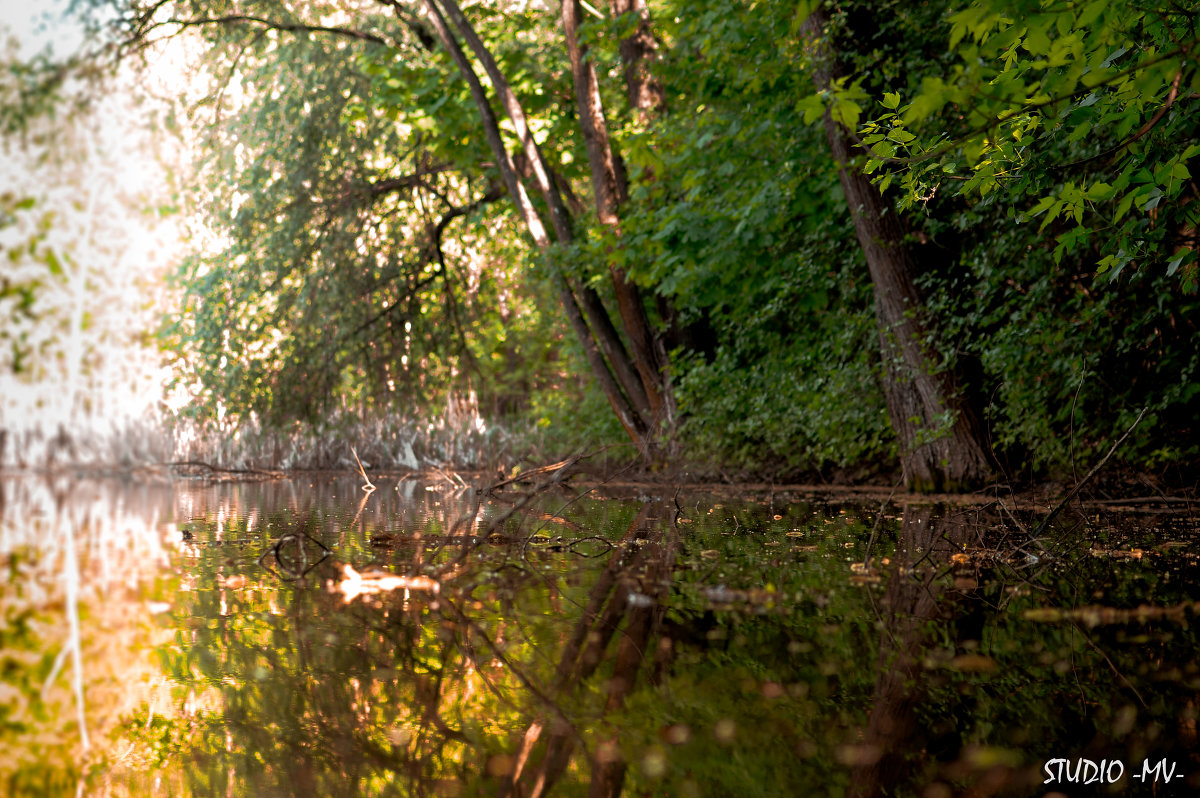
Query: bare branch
[[124, 12, 403, 55]]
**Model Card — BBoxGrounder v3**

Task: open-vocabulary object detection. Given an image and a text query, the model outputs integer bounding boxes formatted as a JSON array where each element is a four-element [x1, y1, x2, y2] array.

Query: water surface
[[2, 474, 1199, 796]]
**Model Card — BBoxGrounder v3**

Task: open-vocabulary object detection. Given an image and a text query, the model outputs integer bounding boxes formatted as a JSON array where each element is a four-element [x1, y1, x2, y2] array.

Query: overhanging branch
[[122, 11, 405, 56]]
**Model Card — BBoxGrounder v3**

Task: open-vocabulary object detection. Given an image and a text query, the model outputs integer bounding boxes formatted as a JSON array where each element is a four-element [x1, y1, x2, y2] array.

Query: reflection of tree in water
[[153, 483, 1200, 796], [849, 506, 982, 798], [848, 504, 1200, 797], [163, 478, 680, 796], [161, 484, 887, 796], [495, 500, 677, 797]]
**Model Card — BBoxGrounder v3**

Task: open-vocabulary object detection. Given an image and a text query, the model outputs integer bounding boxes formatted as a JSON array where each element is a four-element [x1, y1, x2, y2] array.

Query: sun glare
[[0, 22, 203, 467]]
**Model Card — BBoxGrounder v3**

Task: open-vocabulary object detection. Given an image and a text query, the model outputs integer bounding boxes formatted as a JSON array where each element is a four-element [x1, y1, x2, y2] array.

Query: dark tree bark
[[803, 7, 993, 491]]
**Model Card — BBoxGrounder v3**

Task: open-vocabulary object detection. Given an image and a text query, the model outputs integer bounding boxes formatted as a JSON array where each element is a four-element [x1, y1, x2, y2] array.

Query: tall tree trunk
[[803, 8, 992, 492], [562, 0, 675, 441], [606, 0, 700, 387], [416, 0, 651, 448]]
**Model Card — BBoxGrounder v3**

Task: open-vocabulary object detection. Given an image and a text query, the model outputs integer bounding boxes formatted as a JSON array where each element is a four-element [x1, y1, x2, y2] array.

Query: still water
[[2, 473, 1199, 796]]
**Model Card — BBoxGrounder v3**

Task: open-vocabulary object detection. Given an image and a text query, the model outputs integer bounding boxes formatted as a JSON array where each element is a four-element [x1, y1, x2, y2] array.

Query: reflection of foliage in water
[[122, 486, 1200, 795], [6, 475, 1200, 796], [140, 490, 887, 795], [0, 477, 174, 794]]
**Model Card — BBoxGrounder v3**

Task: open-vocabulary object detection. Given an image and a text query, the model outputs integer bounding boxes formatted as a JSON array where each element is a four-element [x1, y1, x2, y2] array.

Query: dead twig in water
[[165, 460, 285, 478], [862, 478, 902, 570], [351, 445, 376, 493], [1070, 621, 1148, 709], [482, 454, 582, 493], [1031, 406, 1148, 537], [430, 466, 468, 489]]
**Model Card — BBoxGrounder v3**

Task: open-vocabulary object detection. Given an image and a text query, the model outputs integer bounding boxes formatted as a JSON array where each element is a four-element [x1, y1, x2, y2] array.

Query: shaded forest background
[[2, 0, 1198, 488]]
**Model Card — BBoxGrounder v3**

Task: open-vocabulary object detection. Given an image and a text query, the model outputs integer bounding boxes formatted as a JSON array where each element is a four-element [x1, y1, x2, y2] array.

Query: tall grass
[[167, 394, 521, 472]]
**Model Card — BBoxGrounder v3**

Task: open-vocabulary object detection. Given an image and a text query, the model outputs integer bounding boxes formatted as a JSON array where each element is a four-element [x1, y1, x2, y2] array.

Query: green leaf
[[1114, 192, 1135, 221], [831, 98, 861, 129], [1078, 1, 1106, 27], [1028, 195, 1057, 216], [1023, 25, 1051, 57], [797, 93, 824, 125], [949, 20, 967, 51], [1038, 200, 1066, 232], [881, 92, 900, 109], [1167, 252, 1187, 276]]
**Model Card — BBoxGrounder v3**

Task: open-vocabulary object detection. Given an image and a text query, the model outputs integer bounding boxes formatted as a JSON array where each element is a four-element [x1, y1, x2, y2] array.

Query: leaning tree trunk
[[437, 0, 659, 438], [422, 0, 676, 458], [415, 0, 652, 449], [563, 0, 675, 442], [803, 8, 992, 492]]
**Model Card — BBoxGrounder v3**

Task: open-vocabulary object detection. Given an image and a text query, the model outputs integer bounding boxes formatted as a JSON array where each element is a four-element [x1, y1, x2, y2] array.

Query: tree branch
[[1053, 67, 1187, 171], [349, 185, 504, 339], [123, 12, 403, 56]]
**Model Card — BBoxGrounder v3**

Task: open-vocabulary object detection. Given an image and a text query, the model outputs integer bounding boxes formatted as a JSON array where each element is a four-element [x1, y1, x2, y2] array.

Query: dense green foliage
[[164, 9, 556, 424], [32, 0, 1199, 478]]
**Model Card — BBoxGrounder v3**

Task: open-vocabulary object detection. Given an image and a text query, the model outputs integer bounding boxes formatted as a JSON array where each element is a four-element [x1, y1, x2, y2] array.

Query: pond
[[2, 472, 1199, 796]]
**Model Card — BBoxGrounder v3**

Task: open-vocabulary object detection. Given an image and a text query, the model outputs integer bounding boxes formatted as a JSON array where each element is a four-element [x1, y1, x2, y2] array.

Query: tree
[[410, 0, 677, 456], [81, 0, 1200, 481], [798, 0, 1200, 480], [801, 5, 994, 491], [848, 0, 1199, 288]]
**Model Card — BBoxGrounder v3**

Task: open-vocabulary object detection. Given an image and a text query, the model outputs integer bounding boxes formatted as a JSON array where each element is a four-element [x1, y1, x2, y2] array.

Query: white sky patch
[[0, 0, 89, 60], [0, 8, 209, 466]]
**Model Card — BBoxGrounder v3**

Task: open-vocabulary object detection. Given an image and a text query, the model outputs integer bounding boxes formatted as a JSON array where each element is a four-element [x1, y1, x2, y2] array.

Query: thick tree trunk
[[562, 0, 674, 438], [803, 8, 992, 491]]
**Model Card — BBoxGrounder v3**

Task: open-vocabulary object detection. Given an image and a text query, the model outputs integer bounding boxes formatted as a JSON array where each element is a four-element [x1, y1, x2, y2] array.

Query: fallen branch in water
[[482, 454, 583, 493], [1031, 406, 1148, 537], [164, 460, 286, 478]]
